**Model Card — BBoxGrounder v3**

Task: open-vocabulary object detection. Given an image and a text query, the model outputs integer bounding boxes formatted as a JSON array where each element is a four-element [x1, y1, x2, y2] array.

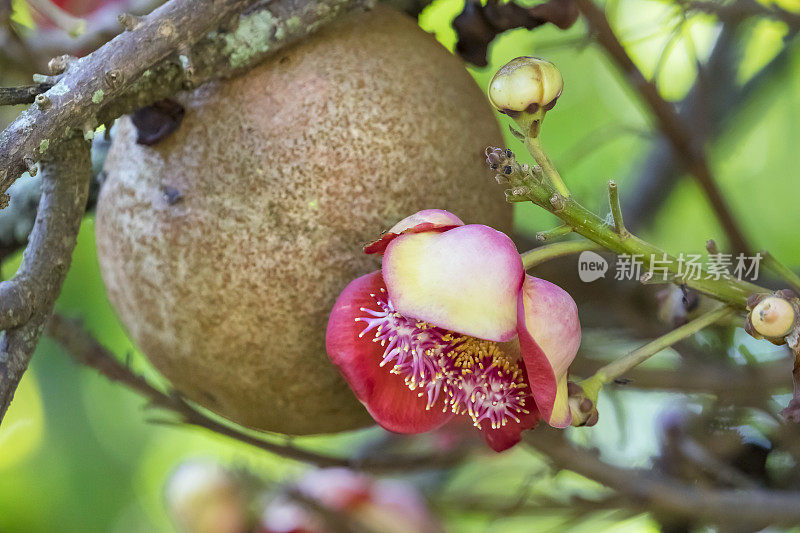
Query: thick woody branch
[[0, 138, 107, 264], [575, 0, 752, 253], [0, 0, 366, 198], [0, 136, 90, 423], [46, 314, 467, 473], [526, 430, 800, 526]]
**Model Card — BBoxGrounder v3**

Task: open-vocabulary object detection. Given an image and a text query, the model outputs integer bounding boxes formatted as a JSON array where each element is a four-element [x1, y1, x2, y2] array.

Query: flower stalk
[[571, 305, 737, 425], [521, 240, 600, 270], [525, 135, 569, 198], [587, 305, 736, 387]]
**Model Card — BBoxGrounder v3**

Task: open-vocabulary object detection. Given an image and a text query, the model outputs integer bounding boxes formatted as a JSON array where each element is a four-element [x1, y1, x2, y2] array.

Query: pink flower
[[326, 210, 581, 451], [261, 468, 442, 533]]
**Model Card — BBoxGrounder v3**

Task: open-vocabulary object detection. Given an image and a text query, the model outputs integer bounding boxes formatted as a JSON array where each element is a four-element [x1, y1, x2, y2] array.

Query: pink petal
[[383, 225, 524, 342], [326, 271, 454, 433], [364, 209, 464, 255], [517, 275, 581, 428]]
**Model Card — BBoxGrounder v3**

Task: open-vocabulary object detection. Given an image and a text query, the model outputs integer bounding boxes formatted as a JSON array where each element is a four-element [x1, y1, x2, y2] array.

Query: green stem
[[521, 240, 600, 270], [762, 251, 800, 294], [535, 224, 572, 242], [513, 149, 767, 308], [607, 180, 627, 236], [590, 305, 737, 385], [525, 136, 570, 198]]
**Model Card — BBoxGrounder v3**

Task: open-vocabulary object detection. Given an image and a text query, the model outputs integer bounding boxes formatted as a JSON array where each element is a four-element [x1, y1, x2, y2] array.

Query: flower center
[[356, 290, 529, 429]]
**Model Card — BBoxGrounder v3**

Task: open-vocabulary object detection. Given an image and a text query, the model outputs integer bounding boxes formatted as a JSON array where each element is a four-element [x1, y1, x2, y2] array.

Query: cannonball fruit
[[96, 5, 510, 434]]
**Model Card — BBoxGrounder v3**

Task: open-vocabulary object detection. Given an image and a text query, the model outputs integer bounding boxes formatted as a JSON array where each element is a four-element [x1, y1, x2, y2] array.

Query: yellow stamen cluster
[[436, 334, 528, 428]]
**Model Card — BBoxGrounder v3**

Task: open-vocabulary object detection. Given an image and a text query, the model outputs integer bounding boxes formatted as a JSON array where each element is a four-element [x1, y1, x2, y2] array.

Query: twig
[[492, 147, 766, 307], [625, 27, 799, 230], [526, 429, 800, 526], [588, 305, 737, 385], [606, 180, 626, 236], [0, 135, 90, 423], [762, 251, 800, 294], [0, 136, 105, 329], [535, 224, 572, 242], [683, 0, 800, 27], [0, 0, 367, 198], [0, 83, 54, 106], [571, 355, 791, 398], [286, 489, 378, 533], [575, 0, 752, 254], [521, 240, 600, 270], [677, 436, 759, 489], [45, 314, 468, 472]]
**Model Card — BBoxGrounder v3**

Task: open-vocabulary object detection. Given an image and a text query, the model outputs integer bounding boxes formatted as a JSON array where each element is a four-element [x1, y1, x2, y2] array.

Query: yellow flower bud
[[488, 57, 563, 115], [750, 296, 796, 339]]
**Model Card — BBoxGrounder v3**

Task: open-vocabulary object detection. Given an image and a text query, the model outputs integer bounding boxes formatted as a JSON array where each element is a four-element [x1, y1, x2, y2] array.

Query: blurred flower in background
[[166, 460, 250, 533], [260, 468, 442, 533]]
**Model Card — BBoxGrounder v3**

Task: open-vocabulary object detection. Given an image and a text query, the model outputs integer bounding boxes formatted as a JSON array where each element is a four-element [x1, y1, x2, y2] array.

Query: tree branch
[[576, 0, 752, 253], [46, 314, 468, 473], [571, 356, 791, 399], [0, 83, 53, 106], [0, 0, 367, 199], [0, 135, 90, 423], [625, 22, 800, 231], [526, 430, 800, 526], [0, 137, 108, 264]]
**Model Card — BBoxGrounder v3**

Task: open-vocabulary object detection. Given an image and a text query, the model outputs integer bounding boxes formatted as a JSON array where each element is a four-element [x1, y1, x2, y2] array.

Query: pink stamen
[[356, 291, 529, 429]]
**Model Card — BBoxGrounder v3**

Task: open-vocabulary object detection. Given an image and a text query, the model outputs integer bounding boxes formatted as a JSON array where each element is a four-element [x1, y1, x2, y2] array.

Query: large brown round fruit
[[96, 5, 510, 435]]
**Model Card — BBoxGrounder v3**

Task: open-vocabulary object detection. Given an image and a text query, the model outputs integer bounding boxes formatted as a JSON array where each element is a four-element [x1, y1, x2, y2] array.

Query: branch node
[[23, 157, 38, 177], [32, 73, 58, 84], [48, 54, 75, 75], [549, 193, 566, 212], [104, 69, 123, 90], [34, 93, 51, 110], [118, 12, 142, 31], [177, 47, 197, 89]]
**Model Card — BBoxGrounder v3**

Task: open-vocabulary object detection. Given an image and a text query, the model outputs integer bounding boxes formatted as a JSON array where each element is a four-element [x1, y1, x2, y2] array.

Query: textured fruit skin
[[96, 5, 510, 435]]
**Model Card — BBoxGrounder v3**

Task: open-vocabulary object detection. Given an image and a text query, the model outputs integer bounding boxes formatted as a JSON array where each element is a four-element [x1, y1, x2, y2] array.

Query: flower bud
[[749, 295, 797, 339], [488, 57, 563, 117], [165, 460, 248, 533], [566, 381, 598, 427]]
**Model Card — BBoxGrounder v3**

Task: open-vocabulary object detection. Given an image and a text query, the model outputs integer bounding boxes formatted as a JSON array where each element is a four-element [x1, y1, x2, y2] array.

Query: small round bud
[[750, 296, 796, 339], [488, 57, 563, 115]]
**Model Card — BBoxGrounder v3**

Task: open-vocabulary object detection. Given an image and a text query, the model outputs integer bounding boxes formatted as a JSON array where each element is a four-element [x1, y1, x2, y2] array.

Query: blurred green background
[[2, 0, 800, 531]]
